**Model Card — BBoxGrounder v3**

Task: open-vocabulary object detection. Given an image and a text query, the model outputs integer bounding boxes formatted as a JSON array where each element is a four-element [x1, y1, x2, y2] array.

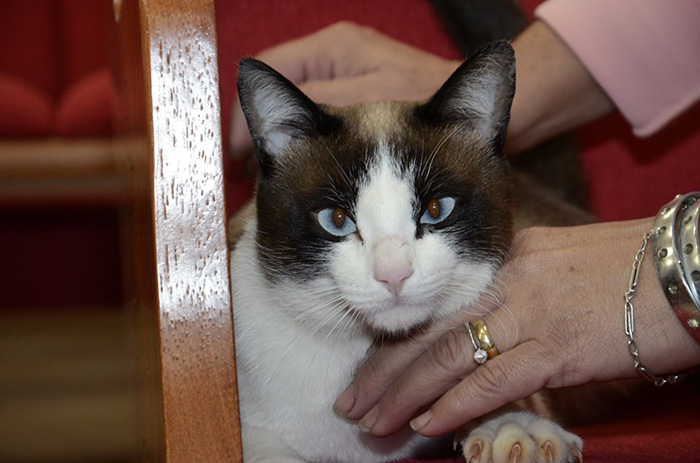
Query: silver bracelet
[[650, 192, 700, 344], [678, 199, 700, 311], [624, 231, 690, 386]]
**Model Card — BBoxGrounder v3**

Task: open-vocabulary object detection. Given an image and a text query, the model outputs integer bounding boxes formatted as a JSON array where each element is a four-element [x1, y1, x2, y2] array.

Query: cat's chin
[[359, 302, 443, 336]]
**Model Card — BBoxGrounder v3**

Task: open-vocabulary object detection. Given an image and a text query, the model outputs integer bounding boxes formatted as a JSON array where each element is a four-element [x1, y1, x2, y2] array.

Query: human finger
[[255, 22, 386, 85], [359, 311, 519, 437], [334, 316, 461, 420], [298, 75, 406, 107], [410, 341, 549, 437], [256, 22, 460, 105]]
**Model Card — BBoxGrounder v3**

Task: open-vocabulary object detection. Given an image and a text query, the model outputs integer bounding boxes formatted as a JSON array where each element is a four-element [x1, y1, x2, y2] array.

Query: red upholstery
[[580, 107, 700, 221], [215, 2, 700, 462], [55, 68, 116, 137], [0, 0, 114, 138], [0, 0, 119, 310], [0, 74, 53, 136]]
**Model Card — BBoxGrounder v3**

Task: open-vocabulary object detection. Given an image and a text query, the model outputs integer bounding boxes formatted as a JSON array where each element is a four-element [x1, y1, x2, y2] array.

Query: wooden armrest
[[113, 0, 242, 461]]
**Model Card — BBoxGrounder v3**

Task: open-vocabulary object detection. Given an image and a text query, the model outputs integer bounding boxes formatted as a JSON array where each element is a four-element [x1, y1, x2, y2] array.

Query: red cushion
[[0, 73, 53, 137], [55, 68, 115, 137], [0, 0, 59, 100], [56, 0, 113, 88], [581, 105, 700, 221]]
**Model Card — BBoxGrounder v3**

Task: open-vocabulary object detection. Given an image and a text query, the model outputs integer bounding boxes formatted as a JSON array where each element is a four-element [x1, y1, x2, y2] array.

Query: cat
[[229, 41, 587, 463]]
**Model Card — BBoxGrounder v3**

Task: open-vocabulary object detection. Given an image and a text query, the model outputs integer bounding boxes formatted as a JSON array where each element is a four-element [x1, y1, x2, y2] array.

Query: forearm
[[505, 20, 614, 154]]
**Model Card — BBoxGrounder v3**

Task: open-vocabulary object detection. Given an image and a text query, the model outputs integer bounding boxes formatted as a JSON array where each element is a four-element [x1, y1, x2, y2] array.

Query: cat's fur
[[230, 42, 588, 463]]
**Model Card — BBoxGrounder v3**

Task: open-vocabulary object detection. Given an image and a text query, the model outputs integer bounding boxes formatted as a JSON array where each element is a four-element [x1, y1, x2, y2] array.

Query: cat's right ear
[[237, 58, 340, 171], [414, 41, 516, 154]]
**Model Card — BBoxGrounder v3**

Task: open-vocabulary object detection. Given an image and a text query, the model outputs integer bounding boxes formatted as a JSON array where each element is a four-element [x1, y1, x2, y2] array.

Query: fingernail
[[409, 409, 432, 432], [333, 384, 356, 417], [358, 406, 379, 434]]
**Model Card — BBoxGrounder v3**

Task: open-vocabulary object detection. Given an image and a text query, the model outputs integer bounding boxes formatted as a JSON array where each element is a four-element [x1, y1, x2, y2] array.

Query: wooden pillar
[[112, 0, 243, 461]]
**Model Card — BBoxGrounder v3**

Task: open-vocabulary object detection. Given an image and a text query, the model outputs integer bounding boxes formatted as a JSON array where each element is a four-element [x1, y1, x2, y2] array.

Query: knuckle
[[469, 360, 511, 401], [360, 350, 386, 379], [429, 330, 470, 378], [324, 21, 365, 41], [354, 346, 401, 391]]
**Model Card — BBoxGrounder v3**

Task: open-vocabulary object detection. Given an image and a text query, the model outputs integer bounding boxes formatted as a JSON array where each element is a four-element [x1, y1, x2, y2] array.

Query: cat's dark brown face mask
[[236, 42, 516, 285]]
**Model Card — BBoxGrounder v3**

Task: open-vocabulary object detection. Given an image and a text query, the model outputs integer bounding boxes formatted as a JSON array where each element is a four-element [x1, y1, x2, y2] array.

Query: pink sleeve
[[535, 0, 700, 136]]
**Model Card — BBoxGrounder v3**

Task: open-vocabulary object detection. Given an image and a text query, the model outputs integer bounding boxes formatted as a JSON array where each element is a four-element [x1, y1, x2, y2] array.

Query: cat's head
[[237, 42, 515, 336]]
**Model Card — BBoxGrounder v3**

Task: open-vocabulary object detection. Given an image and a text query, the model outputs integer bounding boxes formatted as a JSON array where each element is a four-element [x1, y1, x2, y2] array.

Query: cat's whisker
[[491, 301, 520, 351], [294, 297, 347, 326], [261, 296, 353, 411], [296, 301, 362, 388], [318, 138, 365, 208], [421, 124, 462, 182]]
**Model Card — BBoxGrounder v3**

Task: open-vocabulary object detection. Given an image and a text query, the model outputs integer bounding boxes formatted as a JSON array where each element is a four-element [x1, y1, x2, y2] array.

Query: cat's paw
[[460, 412, 583, 463]]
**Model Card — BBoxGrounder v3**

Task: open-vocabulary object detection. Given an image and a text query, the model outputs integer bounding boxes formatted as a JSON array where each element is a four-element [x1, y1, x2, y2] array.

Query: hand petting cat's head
[[237, 42, 515, 336]]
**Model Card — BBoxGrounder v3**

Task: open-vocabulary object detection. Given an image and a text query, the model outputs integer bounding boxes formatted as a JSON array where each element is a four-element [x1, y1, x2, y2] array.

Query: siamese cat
[[229, 42, 586, 463]]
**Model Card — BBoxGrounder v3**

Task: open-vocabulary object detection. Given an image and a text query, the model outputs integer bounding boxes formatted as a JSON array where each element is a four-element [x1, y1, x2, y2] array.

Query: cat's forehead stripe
[[356, 141, 416, 242], [345, 102, 406, 139]]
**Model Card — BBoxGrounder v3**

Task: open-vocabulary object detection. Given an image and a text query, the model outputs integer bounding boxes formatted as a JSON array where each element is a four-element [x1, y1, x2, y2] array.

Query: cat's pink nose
[[375, 266, 413, 296], [373, 237, 414, 296]]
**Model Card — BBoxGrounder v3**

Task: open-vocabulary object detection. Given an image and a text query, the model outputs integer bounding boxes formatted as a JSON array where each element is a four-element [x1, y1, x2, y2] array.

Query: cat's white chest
[[230, 229, 434, 462]]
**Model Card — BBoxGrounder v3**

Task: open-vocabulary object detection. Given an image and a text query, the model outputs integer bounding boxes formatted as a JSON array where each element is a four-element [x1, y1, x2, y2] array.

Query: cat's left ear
[[237, 58, 340, 171], [415, 41, 515, 153]]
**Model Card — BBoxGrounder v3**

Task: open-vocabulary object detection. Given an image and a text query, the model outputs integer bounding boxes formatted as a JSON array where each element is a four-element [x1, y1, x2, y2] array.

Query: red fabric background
[[0, 0, 114, 138]]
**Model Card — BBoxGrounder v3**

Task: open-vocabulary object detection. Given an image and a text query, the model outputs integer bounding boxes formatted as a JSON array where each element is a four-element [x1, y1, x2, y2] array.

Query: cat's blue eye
[[420, 197, 456, 225], [317, 207, 357, 237]]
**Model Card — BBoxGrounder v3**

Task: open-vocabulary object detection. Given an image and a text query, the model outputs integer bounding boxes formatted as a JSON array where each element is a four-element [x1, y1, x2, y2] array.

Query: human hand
[[334, 219, 700, 437], [229, 22, 461, 162]]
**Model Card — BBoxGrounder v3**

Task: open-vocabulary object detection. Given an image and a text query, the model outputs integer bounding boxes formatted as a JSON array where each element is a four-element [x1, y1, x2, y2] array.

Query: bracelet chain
[[624, 231, 689, 387]]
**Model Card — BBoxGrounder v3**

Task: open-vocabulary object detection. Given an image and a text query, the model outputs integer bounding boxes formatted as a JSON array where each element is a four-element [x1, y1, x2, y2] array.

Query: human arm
[[504, 20, 613, 153], [535, 0, 700, 137], [334, 219, 700, 437], [229, 22, 462, 160], [229, 20, 614, 159]]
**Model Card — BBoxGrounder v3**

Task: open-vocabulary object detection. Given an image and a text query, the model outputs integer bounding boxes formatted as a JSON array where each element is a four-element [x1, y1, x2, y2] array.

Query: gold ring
[[472, 318, 499, 359], [465, 322, 488, 365]]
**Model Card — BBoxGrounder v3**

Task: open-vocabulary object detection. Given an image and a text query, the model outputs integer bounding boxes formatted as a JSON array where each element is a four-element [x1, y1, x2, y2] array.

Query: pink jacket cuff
[[536, 0, 700, 136]]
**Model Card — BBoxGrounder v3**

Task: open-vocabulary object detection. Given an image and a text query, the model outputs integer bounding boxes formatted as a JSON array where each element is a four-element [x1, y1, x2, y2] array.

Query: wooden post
[[112, 0, 243, 461]]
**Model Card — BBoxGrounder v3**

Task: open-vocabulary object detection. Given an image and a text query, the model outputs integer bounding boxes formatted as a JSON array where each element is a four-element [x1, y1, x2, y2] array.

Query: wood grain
[[113, 0, 242, 461]]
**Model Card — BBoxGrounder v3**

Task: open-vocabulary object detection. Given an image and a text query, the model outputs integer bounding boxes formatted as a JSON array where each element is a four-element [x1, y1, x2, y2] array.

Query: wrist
[[650, 193, 700, 343], [624, 195, 700, 384]]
